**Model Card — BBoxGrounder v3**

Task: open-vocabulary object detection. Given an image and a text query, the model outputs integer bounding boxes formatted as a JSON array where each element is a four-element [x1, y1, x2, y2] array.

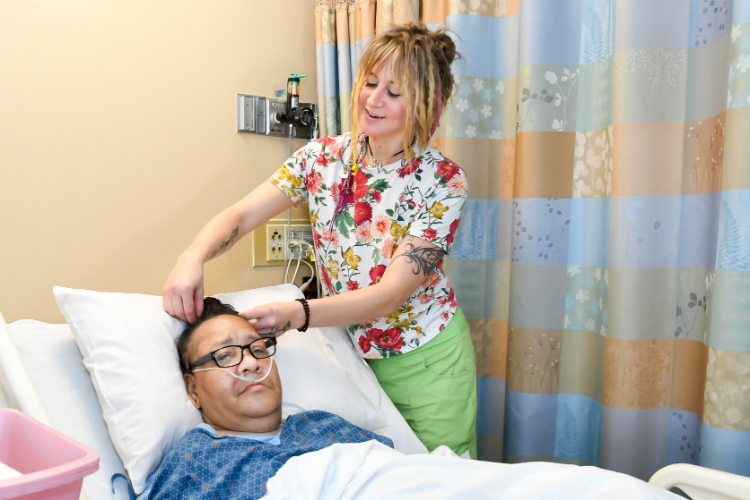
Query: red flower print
[[320, 266, 334, 294], [321, 230, 340, 249], [437, 159, 460, 181], [347, 281, 359, 291], [313, 230, 323, 248], [354, 201, 373, 225], [348, 170, 370, 203], [358, 335, 371, 353], [437, 259, 444, 271], [422, 228, 438, 240], [370, 328, 404, 352], [371, 189, 382, 203], [439, 324, 445, 331], [316, 151, 328, 167], [369, 264, 387, 285], [449, 288, 458, 308], [446, 218, 461, 245], [304, 171, 323, 195], [397, 158, 421, 178], [319, 135, 337, 147], [417, 291, 434, 304], [331, 143, 344, 160]]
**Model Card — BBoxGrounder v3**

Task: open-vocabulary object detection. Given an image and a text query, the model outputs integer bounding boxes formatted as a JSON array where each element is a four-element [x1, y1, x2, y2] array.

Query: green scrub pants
[[366, 308, 478, 459]]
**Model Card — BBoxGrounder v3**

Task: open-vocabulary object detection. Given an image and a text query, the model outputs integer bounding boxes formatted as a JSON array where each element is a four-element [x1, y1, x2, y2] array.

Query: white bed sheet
[[265, 441, 683, 500], [7, 320, 427, 499]]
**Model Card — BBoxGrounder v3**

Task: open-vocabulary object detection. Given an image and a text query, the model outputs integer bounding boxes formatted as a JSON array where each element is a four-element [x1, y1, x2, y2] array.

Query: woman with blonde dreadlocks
[[162, 23, 475, 458]]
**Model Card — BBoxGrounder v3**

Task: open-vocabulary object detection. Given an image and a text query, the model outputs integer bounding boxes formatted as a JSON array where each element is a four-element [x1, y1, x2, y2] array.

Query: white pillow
[[53, 284, 386, 494]]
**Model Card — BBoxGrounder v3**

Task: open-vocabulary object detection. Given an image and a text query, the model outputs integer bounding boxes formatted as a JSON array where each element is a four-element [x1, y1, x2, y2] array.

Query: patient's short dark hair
[[176, 297, 239, 375]]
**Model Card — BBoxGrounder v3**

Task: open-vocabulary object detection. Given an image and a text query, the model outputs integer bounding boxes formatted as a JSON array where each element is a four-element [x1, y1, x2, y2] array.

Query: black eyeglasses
[[189, 337, 277, 372]]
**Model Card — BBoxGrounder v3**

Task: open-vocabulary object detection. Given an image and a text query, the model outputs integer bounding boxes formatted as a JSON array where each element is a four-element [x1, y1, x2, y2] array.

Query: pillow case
[[53, 284, 386, 494]]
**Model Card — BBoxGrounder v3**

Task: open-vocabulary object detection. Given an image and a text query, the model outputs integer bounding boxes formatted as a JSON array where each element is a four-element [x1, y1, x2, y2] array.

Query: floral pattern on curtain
[[315, 0, 750, 479]]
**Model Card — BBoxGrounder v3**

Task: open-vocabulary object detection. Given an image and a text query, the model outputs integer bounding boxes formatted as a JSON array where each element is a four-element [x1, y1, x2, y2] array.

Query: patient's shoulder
[[284, 411, 394, 449]]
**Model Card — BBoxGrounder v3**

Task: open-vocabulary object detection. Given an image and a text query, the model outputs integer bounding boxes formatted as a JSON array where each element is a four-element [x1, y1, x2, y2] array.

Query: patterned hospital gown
[[147, 411, 393, 499]]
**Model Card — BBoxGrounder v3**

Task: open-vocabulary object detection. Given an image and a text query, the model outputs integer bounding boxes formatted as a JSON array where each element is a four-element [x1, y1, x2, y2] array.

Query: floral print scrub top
[[269, 133, 467, 359]]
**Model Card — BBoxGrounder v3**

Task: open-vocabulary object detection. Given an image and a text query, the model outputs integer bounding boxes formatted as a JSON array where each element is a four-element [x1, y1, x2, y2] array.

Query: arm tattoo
[[211, 226, 239, 258], [392, 240, 445, 277], [268, 321, 292, 336]]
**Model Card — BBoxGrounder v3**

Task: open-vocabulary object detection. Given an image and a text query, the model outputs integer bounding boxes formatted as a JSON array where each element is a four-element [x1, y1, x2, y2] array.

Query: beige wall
[[0, 0, 317, 322]]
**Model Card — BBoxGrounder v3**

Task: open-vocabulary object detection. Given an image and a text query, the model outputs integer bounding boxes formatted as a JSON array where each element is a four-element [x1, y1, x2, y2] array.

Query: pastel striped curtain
[[314, 0, 750, 480]]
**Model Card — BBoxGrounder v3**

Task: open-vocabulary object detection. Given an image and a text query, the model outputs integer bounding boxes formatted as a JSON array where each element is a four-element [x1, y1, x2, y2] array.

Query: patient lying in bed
[[140, 298, 392, 499], [139, 299, 681, 500]]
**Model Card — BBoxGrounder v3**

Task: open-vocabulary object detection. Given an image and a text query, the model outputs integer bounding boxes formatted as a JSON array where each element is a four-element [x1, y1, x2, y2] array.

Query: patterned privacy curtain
[[315, 0, 750, 479]]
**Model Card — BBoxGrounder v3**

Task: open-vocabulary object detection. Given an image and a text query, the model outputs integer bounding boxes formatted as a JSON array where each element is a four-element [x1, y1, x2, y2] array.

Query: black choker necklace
[[365, 137, 404, 168]]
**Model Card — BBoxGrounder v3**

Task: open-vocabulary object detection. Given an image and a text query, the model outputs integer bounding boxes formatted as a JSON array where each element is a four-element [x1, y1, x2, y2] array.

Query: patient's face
[[184, 315, 282, 434]]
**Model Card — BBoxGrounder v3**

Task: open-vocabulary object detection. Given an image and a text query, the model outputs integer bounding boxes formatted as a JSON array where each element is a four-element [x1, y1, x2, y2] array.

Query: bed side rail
[[649, 463, 750, 500]]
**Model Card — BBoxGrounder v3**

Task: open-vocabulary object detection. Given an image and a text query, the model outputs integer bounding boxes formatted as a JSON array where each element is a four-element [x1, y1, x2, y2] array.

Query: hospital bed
[[1, 295, 749, 500]]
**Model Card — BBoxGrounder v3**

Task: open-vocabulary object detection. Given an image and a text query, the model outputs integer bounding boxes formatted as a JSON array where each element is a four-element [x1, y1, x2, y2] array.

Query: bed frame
[[1, 311, 749, 500]]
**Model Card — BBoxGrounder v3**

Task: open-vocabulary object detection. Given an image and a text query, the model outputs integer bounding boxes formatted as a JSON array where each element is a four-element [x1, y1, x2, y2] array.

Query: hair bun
[[430, 30, 457, 65]]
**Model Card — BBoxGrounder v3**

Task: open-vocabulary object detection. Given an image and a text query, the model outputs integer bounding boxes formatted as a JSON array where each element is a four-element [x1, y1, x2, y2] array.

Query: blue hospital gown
[[146, 410, 393, 499]]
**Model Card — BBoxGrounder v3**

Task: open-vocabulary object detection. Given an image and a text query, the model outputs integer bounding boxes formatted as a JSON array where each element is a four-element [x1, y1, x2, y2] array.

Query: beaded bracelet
[[295, 298, 310, 332]]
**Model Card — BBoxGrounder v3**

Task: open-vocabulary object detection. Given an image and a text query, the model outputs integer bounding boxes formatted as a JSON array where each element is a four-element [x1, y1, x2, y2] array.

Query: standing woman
[[162, 23, 476, 458]]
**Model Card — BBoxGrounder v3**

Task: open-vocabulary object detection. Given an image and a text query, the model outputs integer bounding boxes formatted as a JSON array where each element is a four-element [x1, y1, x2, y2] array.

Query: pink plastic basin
[[0, 409, 99, 500]]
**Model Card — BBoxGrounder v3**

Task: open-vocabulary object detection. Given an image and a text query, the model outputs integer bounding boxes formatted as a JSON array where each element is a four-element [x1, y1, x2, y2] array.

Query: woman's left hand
[[240, 300, 306, 337]]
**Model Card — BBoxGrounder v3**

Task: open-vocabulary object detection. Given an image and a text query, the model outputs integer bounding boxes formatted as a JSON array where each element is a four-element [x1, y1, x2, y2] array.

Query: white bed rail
[[649, 463, 750, 500], [0, 312, 89, 500]]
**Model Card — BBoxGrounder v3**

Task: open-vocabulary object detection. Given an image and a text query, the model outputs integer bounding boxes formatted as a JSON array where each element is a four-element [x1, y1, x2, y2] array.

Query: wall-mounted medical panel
[[237, 94, 317, 140]]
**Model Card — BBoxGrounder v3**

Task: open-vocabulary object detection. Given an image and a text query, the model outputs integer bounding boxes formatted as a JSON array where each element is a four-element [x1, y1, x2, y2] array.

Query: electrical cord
[[299, 260, 316, 292], [285, 240, 315, 293]]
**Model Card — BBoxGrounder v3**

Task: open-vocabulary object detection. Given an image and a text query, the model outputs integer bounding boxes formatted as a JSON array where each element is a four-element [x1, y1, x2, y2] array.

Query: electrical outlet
[[252, 218, 315, 267], [266, 224, 285, 262]]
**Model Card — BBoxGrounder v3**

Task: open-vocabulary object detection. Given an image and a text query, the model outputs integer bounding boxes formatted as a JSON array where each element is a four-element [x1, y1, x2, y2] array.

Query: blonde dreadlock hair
[[349, 23, 459, 168]]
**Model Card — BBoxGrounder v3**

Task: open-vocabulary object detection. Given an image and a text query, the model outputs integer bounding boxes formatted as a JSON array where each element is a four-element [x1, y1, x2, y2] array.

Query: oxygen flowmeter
[[237, 73, 318, 139]]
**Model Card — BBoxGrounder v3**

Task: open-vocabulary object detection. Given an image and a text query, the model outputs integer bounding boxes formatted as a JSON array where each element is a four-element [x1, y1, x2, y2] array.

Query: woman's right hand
[[162, 253, 205, 323]]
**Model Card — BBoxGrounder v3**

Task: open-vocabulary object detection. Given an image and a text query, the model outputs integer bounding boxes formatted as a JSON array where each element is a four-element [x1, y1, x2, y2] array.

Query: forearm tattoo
[[211, 226, 239, 258], [268, 321, 292, 336], [392, 239, 445, 277]]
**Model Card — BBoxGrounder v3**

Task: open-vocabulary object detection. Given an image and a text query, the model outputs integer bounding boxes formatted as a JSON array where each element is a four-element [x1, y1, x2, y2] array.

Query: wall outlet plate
[[266, 224, 285, 262]]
